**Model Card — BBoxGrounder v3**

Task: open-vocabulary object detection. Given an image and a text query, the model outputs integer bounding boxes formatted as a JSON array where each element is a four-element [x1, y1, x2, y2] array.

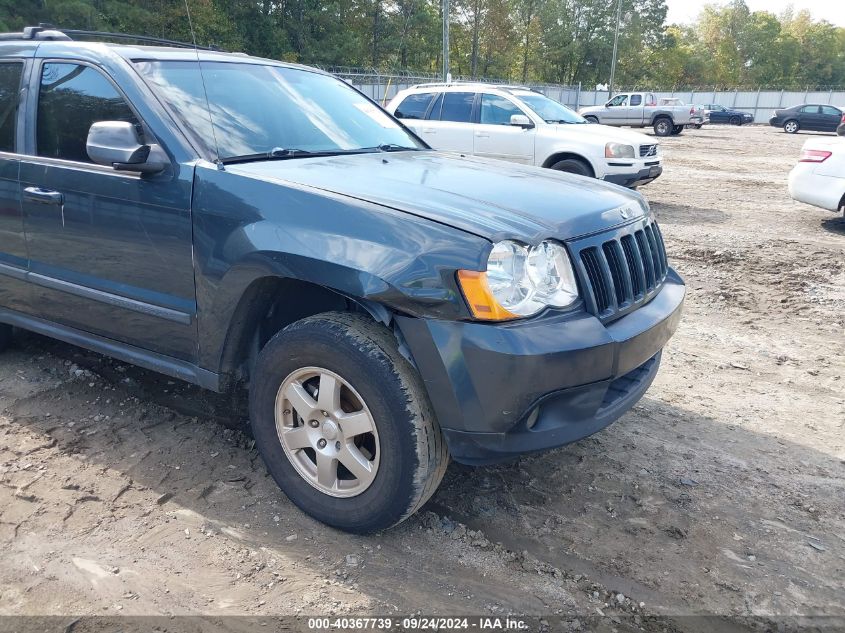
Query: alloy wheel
[[275, 367, 380, 498]]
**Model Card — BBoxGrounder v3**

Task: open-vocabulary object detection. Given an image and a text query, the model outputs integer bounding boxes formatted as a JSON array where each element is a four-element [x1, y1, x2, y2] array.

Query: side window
[[480, 94, 523, 125], [800, 105, 820, 114], [821, 105, 840, 116], [395, 92, 434, 119], [630, 94, 642, 106], [0, 63, 23, 152], [645, 93, 656, 106], [608, 94, 628, 107], [37, 62, 139, 164], [426, 93, 444, 120], [439, 92, 474, 123]]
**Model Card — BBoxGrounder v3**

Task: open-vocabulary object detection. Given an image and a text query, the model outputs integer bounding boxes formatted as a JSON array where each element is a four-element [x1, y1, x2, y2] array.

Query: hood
[[578, 105, 606, 115], [224, 151, 646, 244], [547, 122, 655, 146]]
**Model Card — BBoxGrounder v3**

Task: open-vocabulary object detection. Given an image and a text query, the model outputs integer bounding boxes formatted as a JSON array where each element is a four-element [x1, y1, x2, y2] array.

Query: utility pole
[[442, 0, 450, 82], [608, 0, 622, 96]]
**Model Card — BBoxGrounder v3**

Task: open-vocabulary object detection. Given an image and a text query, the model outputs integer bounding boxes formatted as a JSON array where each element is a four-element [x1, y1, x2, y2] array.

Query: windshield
[[514, 92, 586, 124], [134, 61, 425, 161]]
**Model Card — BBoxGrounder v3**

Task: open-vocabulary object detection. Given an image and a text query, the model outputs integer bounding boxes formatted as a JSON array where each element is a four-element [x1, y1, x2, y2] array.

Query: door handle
[[421, 128, 436, 133], [24, 187, 64, 205], [475, 132, 490, 138]]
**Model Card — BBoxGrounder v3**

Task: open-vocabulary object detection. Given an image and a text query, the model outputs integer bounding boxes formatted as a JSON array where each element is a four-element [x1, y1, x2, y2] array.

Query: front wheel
[[729, 116, 741, 126], [584, 116, 599, 124], [784, 120, 800, 134], [653, 118, 672, 137], [249, 312, 448, 534], [0, 324, 11, 353], [549, 158, 592, 177]]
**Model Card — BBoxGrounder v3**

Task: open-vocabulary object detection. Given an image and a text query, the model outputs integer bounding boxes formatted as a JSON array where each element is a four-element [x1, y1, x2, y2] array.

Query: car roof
[[0, 36, 325, 75]]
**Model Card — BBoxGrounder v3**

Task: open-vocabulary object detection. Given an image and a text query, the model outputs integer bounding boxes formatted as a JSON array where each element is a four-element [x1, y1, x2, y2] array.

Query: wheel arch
[[212, 273, 396, 390], [649, 111, 674, 125], [541, 151, 596, 177]]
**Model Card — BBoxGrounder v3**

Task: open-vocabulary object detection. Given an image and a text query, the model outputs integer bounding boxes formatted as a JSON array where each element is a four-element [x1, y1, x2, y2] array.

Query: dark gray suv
[[0, 27, 684, 533]]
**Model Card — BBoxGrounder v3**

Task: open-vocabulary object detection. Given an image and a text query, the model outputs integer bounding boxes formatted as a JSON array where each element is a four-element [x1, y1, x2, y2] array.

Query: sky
[[665, 0, 845, 27]]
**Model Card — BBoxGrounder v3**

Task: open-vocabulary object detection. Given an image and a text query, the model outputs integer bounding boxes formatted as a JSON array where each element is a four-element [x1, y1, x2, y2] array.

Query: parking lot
[[1, 126, 843, 625]]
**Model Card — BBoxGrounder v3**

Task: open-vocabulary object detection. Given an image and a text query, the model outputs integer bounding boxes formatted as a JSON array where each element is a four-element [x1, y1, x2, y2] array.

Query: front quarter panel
[[191, 164, 490, 370]]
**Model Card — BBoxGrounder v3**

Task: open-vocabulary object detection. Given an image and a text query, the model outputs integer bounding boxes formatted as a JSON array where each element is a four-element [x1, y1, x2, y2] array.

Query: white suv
[[386, 83, 663, 188]]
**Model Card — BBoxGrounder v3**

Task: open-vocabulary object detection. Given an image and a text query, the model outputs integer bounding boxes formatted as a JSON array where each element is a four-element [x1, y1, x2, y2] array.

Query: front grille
[[576, 219, 669, 321], [639, 144, 658, 157]]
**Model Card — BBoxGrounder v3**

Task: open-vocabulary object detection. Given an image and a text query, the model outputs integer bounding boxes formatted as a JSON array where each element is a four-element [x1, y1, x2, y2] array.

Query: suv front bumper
[[604, 164, 663, 188], [396, 270, 684, 464]]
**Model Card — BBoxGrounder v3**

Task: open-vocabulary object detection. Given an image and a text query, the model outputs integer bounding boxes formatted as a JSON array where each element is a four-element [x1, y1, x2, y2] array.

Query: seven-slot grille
[[576, 219, 668, 321], [639, 144, 658, 158]]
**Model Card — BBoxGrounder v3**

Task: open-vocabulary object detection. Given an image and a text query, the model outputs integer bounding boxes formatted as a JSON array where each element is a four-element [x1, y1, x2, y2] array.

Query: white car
[[788, 136, 845, 215], [386, 83, 663, 188]]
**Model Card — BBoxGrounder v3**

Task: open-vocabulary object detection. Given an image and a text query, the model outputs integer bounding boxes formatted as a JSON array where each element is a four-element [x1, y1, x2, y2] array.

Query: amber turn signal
[[456, 270, 519, 321]]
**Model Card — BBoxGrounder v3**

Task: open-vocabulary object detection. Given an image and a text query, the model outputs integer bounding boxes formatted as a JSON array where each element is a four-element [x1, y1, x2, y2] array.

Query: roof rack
[[409, 81, 533, 93], [0, 24, 218, 50]]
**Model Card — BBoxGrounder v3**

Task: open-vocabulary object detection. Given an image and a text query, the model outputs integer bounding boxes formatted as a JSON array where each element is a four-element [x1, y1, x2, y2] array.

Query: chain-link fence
[[325, 67, 845, 123]]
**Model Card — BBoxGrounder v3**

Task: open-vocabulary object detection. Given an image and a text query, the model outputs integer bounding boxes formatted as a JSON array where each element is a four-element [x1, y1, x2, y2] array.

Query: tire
[[784, 120, 800, 134], [0, 324, 11, 352], [693, 124, 702, 129], [653, 117, 672, 137], [671, 125, 684, 135], [549, 158, 592, 177], [584, 116, 599, 124], [729, 116, 741, 126], [249, 311, 448, 534]]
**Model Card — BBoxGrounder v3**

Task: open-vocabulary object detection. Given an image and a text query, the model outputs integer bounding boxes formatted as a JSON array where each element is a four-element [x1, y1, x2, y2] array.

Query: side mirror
[[86, 121, 167, 173], [510, 114, 533, 128]]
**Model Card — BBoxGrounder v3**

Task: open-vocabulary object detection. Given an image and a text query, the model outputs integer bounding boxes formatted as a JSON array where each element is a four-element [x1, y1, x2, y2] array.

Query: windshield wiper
[[373, 143, 421, 152], [221, 147, 373, 165]]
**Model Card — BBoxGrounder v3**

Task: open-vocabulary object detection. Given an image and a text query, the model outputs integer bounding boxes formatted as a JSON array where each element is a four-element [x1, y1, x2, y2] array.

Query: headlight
[[605, 142, 635, 159], [458, 240, 579, 320]]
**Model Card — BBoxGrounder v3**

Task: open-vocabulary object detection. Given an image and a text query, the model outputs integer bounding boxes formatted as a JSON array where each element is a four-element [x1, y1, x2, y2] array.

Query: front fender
[[191, 164, 489, 370]]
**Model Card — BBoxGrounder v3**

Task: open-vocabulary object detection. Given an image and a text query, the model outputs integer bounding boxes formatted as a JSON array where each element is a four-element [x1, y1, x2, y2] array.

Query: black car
[[703, 104, 754, 126], [769, 103, 843, 134]]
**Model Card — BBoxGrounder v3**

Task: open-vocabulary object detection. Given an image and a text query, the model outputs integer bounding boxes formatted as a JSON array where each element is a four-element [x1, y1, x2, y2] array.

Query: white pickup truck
[[579, 92, 696, 137]]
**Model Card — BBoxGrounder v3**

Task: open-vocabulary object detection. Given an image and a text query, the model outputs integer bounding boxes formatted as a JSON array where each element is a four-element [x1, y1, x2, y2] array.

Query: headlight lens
[[459, 240, 579, 320], [605, 142, 635, 159]]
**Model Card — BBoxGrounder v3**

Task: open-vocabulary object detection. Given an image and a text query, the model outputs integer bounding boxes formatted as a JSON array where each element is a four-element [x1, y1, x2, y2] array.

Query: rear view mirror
[[510, 114, 533, 128], [87, 121, 167, 173]]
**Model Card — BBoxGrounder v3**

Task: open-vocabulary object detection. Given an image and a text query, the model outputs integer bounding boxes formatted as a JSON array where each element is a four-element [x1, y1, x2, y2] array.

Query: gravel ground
[[1, 125, 843, 630]]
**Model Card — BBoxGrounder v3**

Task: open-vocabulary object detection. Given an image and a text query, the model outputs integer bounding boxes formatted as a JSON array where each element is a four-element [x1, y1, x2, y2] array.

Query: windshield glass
[[134, 61, 424, 160], [514, 92, 586, 124]]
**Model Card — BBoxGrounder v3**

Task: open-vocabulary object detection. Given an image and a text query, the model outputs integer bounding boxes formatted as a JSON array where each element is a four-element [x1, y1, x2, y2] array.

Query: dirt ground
[[1, 126, 843, 629]]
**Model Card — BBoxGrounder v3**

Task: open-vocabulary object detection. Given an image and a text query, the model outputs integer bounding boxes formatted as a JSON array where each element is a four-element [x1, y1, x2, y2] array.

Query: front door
[[473, 93, 535, 164], [0, 60, 29, 314], [603, 94, 629, 124], [19, 60, 197, 360], [819, 106, 842, 132]]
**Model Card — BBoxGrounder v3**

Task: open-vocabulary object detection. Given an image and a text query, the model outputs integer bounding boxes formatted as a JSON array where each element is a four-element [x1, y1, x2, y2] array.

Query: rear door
[[625, 93, 644, 125], [0, 57, 30, 314], [417, 91, 475, 153], [18, 57, 197, 360], [799, 105, 825, 131], [391, 91, 436, 140], [473, 93, 535, 164]]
